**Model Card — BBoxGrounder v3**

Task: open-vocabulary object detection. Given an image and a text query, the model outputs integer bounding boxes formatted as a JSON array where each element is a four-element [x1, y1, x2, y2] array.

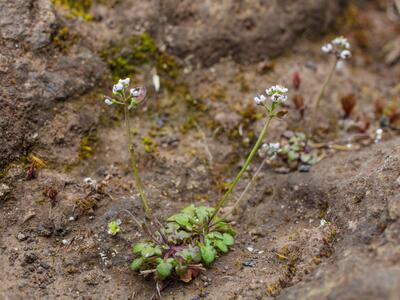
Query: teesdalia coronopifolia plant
[[103, 77, 289, 293]]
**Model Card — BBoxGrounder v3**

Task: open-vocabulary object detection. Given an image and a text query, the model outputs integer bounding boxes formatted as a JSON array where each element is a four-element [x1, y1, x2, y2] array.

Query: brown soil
[[1, 1, 400, 299]]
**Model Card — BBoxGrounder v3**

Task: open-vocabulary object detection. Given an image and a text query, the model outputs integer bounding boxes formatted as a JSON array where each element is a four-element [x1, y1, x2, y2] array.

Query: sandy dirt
[[1, 0, 400, 299]]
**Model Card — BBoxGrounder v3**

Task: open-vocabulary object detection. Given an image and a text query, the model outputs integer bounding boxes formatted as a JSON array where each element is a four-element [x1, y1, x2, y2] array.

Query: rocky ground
[[1, 0, 400, 299]]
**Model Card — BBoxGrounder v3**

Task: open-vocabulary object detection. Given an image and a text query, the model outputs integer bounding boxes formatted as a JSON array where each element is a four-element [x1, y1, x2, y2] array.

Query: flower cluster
[[258, 142, 280, 159], [254, 85, 289, 106], [321, 36, 351, 60], [104, 78, 147, 110]]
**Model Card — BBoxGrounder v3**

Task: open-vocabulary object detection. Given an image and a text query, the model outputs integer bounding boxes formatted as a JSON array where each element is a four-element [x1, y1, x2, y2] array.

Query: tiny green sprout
[[108, 219, 122, 235]]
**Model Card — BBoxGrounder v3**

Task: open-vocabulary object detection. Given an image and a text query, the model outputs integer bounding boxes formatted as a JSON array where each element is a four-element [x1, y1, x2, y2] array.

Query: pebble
[[305, 60, 317, 70], [243, 260, 255, 267], [274, 167, 290, 174], [298, 164, 311, 172], [246, 246, 254, 252], [17, 232, 27, 241]]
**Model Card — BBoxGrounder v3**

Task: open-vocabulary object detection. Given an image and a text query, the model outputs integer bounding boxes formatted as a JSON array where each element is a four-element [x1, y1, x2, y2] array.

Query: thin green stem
[[210, 115, 274, 221], [123, 101, 153, 219], [314, 58, 337, 111], [309, 59, 337, 139]]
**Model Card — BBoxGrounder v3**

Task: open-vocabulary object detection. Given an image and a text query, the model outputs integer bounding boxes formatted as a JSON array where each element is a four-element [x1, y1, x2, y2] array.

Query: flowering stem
[[123, 101, 153, 219], [309, 58, 337, 139], [314, 58, 337, 111], [210, 115, 273, 221]]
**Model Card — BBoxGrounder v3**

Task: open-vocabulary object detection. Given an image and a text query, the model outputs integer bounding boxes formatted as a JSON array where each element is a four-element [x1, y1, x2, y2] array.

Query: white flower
[[104, 99, 113, 106], [339, 50, 351, 60], [130, 88, 140, 97], [258, 143, 269, 157], [112, 82, 124, 94], [269, 142, 280, 152], [271, 93, 288, 104], [321, 43, 333, 53], [332, 36, 350, 49], [119, 78, 130, 87], [266, 85, 288, 95], [254, 94, 266, 105]]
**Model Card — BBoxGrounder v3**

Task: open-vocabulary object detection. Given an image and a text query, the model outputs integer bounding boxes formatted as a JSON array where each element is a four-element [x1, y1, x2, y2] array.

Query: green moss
[[100, 32, 180, 82], [143, 136, 156, 153], [51, 26, 77, 54], [79, 136, 94, 160], [51, 0, 93, 21], [101, 33, 158, 80]]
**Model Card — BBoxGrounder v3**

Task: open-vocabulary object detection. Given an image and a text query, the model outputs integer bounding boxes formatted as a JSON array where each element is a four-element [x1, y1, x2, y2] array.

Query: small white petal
[[112, 82, 124, 94], [119, 78, 130, 86], [322, 43, 333, 53], [130, 88, 140, 97], [339, 50, 351, 60], [153, 73, 160, 92], [254, 94, 266, 105], [104, 99, 113, 106]]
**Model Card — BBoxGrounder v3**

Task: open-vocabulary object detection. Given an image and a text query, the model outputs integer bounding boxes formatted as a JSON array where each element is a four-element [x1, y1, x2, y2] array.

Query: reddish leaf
[[340, 94, 357, 118], [179, 269, 194, 283], [26, 163, 36, 180], [292, 71, 301, 90]]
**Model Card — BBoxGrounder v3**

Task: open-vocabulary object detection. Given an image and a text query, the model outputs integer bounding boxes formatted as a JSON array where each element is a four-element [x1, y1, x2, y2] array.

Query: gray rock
[[388, 194, 400, 220]]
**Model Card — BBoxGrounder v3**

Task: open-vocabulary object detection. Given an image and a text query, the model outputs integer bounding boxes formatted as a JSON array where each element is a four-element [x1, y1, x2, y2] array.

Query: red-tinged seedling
[[340, 94, 357, 118], [292, 95, 305, 119], [292, 71, 301, 90]]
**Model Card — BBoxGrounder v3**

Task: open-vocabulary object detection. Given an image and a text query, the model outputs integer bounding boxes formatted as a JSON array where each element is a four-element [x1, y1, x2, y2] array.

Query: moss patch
[[51, 26, 77, 54], [100, 33, 180, 82], [51, 0, 93, 20]]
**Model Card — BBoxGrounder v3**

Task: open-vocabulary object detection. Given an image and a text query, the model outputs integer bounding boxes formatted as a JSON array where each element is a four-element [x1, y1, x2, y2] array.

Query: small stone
[[298, 164, 311, 172], [40, 261, 50, 270], [388, 195, 400, 220], [23, 253, 38, 264], [37, 224, 53, 237], [274, 167, 290, 174], [17, 232, 27, 241], [282, 131, 294, 139], [305, 60, 317, 70], [243, 260, 255, 267], [396, 176, 400, 186]]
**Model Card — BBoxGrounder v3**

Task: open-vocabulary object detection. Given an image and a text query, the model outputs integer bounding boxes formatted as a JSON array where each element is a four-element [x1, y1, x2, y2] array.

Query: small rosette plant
[[130, 204, 235, 282]]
